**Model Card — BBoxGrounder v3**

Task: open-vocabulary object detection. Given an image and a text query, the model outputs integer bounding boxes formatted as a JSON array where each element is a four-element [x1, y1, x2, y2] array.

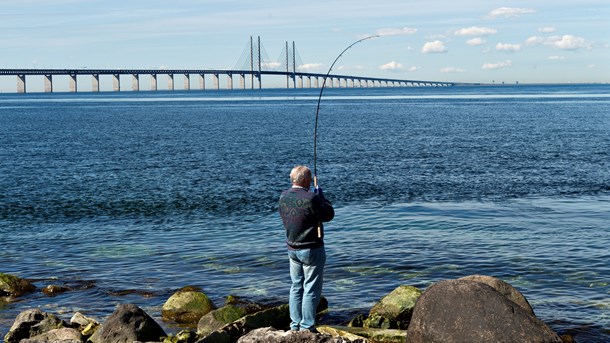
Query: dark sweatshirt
[[279, 187, 335, 250]]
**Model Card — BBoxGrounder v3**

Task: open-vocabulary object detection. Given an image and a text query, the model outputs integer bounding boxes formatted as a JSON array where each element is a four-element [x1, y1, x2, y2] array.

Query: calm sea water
[[1, 85, 609, 341]]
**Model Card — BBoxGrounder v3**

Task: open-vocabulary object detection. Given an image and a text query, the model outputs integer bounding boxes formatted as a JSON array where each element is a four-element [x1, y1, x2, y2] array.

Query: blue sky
[[1, 0, 608, 91]]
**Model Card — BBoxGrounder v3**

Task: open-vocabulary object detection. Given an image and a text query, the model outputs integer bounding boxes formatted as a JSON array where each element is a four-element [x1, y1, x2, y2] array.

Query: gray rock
[[21, 327, 83, 343], [0, 272, 36, 297], [4, 308, 66, 343], [236, 327, 365, 343], [88, 303, 167, 343], [457, 274, 534, 314], [406, 279, 563, 343]]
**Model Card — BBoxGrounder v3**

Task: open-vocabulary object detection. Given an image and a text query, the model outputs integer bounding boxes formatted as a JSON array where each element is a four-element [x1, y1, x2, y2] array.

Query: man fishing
[[278, 165, 334, 332]]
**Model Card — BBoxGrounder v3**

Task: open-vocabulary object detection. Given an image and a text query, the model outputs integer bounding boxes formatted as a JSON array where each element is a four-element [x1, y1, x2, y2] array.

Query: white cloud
[[298, 63, 323, 71], [261, 61, 281, 69], [526, 34, 591, 50], [408, 66, 420, 72], [454, 26, 497, 36], [587, 64, 596, 68], [379, 61, 404, 70], [466, 38, 485, 46], [526, 36, 545, 46], [488, 7, 536, 18], [440, 67, 465, 73], [376, 27, 418, 36], [482, 60, 512, 70], [496, 43, 522, 52], [422, 40, 447, 53], [548, 35, 590, 50], [548, 56, 565, 60], [538, 27, 556, 33]]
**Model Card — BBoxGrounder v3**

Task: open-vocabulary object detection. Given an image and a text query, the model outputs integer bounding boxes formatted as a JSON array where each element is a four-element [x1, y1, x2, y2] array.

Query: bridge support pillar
[[199, 74, 205, 90], [150, 74, 157, 91], [227, 74, 233, 89], [168, 74, 174, 91], [212, 73, 219, 90], [17, 74, 26, 93], [92, 74, 99, 92], [314, 77, 319, 88], [184, 74, 190, 90], [239, 74, 245, 89], [306, 76, 311, 88], [113, 74, 120, 91], [44, 74, 53, 93], [69, 74, 77, 92], [132, 74, 139, 91], [298, 76, 303, 88]]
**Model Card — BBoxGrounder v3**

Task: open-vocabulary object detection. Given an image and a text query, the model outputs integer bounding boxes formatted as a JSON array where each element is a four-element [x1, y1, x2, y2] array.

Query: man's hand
[[314, 186, 324, 197]]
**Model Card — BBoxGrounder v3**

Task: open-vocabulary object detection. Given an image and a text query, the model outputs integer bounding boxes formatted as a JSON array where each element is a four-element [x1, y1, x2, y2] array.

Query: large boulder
[[163, 290, 217, 324], [21, 327, 83, 343], [0, 273, 36, 297], [88, 303, 167, 343], [457, 274, 534, 314], [4, 308, 66, 343], [197, 305, 249, 336], [406, 279, 563, 343], [364, 285, 421, 330], [236, 327, 365, 343]]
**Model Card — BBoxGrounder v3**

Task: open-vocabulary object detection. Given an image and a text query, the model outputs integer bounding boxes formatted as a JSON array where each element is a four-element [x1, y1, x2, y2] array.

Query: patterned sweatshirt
[[279, 187, 335, 250]]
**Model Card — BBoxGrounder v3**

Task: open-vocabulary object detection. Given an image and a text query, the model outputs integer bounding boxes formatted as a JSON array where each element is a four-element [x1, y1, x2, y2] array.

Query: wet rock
[[4, 308, 66, 343], [236, 327, 365, 343], [347, 314, 366, 328], [21, 327, 83, 343], [0, 272, 36, 297], [364, 285, 421, 330], [457, 274, 534, 314], [406, 279, 563, 343], [42, 284, 71, 296], [163, 290, 217, 324], [107, 288, 157, 297], [88, 303, 166, 343], [197, 305, 249, 336]]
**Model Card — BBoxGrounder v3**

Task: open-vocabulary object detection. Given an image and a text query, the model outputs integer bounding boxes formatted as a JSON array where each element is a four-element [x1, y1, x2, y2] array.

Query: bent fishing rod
[[312, 35, 379, 238], [313, 35, 379, 188]]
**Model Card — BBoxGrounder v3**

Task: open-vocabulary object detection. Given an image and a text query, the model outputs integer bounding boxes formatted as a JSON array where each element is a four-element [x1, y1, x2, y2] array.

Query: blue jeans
[[288, 246, 326, 331]]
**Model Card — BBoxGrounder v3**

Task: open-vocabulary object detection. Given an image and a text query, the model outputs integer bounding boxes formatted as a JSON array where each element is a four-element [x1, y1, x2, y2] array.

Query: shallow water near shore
[[1, 85, 609, 341]]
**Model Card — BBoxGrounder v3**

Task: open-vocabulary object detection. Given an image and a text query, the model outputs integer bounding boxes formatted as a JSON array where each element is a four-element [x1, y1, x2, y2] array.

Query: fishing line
[[313, 35, 379, 186]]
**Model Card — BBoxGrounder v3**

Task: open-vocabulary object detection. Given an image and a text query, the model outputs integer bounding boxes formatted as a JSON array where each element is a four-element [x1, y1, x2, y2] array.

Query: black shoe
[[300, 327, 318, 334]]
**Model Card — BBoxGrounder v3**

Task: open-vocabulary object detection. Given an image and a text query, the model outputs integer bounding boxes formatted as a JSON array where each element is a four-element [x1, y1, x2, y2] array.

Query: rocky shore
[[2, 272, 573, 343]]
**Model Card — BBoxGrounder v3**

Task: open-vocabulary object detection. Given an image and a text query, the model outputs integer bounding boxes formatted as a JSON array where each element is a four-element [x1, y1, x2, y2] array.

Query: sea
[[1, 84, 609, 341]]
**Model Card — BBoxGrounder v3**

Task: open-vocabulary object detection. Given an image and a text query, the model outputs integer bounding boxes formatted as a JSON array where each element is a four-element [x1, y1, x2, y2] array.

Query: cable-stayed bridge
[[1, 37, 466, 93]]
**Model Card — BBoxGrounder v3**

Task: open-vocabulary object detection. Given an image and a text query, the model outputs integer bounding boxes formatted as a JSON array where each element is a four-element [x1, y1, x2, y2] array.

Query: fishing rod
[[312, 35, 379, 238], [312, 35, 379, 188]]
